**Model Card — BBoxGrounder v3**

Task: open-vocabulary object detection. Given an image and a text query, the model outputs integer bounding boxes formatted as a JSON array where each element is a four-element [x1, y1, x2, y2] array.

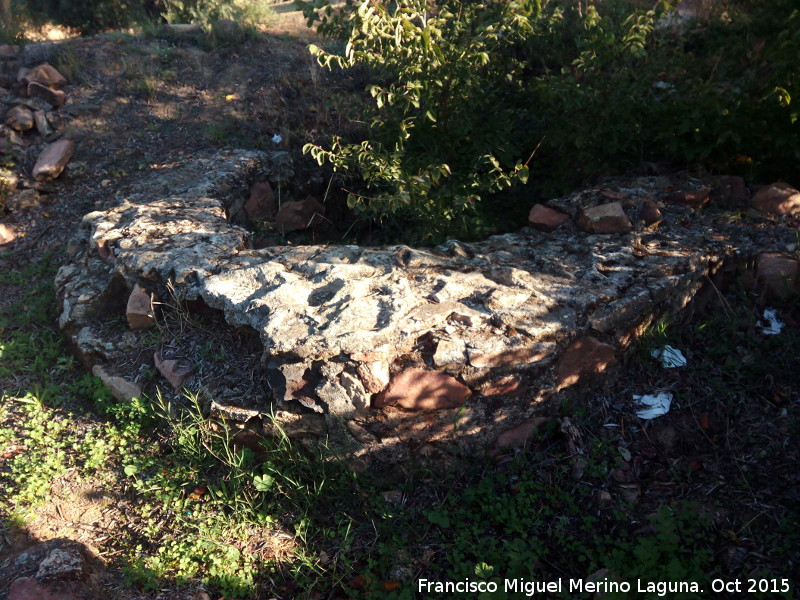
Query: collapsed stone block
[[32, 139, 74, 182], [24, 63, 68, 89], [5, 105, 34, 131], [577, 202, 632, 233], [126, 283, 156, 329]]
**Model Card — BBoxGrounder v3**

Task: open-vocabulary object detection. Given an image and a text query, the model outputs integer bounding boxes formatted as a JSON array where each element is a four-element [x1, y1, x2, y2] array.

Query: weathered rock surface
[[0, 539, 96, 600], [55, 154, 796, 467]]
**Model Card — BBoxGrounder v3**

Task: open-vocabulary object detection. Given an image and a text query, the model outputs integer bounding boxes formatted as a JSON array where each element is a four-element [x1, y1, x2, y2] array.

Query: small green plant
[[303, 0, 534, 242]]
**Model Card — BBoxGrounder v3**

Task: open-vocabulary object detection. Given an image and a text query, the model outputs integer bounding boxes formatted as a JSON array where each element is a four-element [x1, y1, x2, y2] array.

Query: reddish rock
[[494, 417, 552, 450], [154, 351, 193, 390], [243, 180, 276, 220], [0, 222, 16, 244], [32, 139, 74, 182], [126, 283, 156, 329], [756, 253, 799, 298], [375, 368, 471, 411], [556, 336, 616, 389], [528, 204, 570, 232], [663, 189, 710, 207], [577, 202, 632, 234], [27, 81, 67, 107], [751, 182, 800, 215], [600, 189, 630, 201], [710, 176, 749, 208], [275, 197, 325, 232], [24, 63, 68, 89], [481, 374, 526, 397], [9, 578, 83, 600], [638, 199, 663, 227], [5, 105, 34, 131], [91, 365, 143, 402]]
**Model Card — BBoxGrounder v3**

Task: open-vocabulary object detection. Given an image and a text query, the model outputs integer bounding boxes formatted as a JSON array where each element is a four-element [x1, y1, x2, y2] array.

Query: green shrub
[[20, 0, 149, 32], [303, 0, 535, 243]]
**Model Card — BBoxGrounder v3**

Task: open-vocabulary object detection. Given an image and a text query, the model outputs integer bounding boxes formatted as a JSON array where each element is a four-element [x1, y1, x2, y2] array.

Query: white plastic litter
[[758, 308, 784, 335], [651, 345, 687, 368], [271, 134, 282, 144], [633, 393, 673, 419]]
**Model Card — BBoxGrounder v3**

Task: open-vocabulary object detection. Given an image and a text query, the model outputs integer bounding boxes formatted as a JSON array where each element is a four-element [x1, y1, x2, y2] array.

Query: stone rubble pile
[[1, 44, 74, 244], [55, 148, 800, 468]]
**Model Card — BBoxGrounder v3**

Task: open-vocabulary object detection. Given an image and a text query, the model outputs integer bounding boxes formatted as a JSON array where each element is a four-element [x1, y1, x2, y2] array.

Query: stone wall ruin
[[55, 149, 799, 470]]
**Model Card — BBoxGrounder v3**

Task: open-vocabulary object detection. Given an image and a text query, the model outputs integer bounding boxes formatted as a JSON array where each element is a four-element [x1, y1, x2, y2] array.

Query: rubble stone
[[751, 182, 800, 215], [126, 284, 155, 329], [5, 105, 34, 131], [154, 351, 193, 390], [92, 365, 142, 402], [528, 204, 570, 232], [24, 63, 68, 89], [638, 199, 663, 226], [32, 139, 74, 182], [36, 547, 85, 581], [577, 202, 632, 233], [28, 81, 67, 107], [375, 368, 471, 411]]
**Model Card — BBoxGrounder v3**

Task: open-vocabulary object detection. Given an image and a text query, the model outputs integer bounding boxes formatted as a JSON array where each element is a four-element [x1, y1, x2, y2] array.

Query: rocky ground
[[1, 7, 799, 600]]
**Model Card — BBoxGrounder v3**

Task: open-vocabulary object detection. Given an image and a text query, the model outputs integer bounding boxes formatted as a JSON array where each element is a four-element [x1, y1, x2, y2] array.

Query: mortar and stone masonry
[[55, 149, 800, 470]]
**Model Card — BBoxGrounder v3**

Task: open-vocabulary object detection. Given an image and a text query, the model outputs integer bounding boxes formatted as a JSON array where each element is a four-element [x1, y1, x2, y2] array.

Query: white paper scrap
[[758, 308, 784, 335], [651, 345, 687, 368], [272, 134, 282, 144], [633, 393, 673, 420]]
